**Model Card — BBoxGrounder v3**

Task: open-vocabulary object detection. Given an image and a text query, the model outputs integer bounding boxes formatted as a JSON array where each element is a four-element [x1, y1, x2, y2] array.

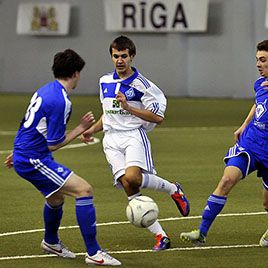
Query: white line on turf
[[0, 211, 265, 237], [0, 126, 235, 154], [0, 138, 100, 155], [0, 244, 261, 261], [0, 130, 17, 135], [0, 126, 237, 136]]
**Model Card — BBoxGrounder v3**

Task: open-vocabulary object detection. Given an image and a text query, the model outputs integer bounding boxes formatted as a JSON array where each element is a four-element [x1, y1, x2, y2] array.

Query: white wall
[[0, 0, 268, 97]]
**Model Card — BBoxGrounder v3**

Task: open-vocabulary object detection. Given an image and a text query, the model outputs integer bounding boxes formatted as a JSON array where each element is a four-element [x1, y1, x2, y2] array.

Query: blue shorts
[[224, 144, 268, 190], [13, 152, 73, 198]]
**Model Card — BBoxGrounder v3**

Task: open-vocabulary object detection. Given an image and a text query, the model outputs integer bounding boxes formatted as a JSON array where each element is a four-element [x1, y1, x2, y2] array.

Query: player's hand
[[116, 91, 129, 110], [261, 81, 268, 89], [80, 130, 95, 143], [5, 153, 13, 169], [234, 125, 246, 142], [80, 111, 95, 130]]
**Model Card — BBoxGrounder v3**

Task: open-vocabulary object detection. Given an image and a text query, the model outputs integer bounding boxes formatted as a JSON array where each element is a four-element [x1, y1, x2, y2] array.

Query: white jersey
[[99, 67, 167, 132]]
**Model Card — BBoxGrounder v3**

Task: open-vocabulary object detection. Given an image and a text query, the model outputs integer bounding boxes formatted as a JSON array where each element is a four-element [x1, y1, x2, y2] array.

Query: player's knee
[[76, 182, 93, 197], [218, 174, 236, 193], [123, 173, 141, 188], [47, 195, 65, 207]]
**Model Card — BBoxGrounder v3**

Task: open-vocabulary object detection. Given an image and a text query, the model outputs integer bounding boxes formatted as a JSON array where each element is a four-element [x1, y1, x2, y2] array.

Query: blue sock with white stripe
[[76, 197, 101, 256], [43, 202, 63, 244], [199, 194, 227, 236]]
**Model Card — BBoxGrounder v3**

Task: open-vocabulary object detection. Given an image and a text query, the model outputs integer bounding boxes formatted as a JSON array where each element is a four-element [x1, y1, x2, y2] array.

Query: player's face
[[72, 71, 80, 89], [256, 50, 268, 78], [111, 48, 134, 78]]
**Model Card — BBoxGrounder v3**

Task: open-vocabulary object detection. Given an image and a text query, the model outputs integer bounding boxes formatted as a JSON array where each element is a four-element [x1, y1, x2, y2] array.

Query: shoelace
[[99, 250, 113, 260], [58, 241, 69, 250]]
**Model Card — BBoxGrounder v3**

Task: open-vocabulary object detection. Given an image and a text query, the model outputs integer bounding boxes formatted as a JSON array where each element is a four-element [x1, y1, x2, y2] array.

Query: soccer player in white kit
[[81, 36, 190, 250]]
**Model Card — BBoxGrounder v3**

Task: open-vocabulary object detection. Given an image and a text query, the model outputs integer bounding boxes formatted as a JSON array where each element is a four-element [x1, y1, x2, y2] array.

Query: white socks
[[141, 173, 176, 195], [147, 220, 167, 236]]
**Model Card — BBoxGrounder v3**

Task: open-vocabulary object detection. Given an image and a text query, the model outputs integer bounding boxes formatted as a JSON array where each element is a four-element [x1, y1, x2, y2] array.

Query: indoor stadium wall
[[0, 0, 268, 98]]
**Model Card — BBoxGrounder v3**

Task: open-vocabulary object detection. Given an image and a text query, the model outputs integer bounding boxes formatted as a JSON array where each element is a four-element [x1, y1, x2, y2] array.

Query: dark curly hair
[[257, 40, 268, 52], [52, 49, 85, 79]]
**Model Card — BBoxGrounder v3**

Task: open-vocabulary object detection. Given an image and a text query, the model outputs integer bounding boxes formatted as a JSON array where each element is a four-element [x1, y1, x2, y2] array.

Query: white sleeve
[[99, 79, 104, 104], [141, 84, 167, 118]]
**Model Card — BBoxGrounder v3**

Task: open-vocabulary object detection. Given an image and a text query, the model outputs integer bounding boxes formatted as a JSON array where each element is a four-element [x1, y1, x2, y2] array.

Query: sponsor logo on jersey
[[105, 109, 130, 115]]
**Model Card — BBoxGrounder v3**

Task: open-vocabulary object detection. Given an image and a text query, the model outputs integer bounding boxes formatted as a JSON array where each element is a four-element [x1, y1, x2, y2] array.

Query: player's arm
[[116, 91, 163, 124], [48, 111, 95, 151], [80, 115, 103, 143], [234, 104, 256, 142]]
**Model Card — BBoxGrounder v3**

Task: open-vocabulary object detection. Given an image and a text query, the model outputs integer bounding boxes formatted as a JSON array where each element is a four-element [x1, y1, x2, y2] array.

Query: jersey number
[[23, 92, 42, 128]]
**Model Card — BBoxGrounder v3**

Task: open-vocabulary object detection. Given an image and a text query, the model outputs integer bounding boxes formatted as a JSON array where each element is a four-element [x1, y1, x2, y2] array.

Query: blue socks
[[199, 194, 227, 236], [76, 196, 101, 256], [44, 202, 63, 244], [44, 197, 101, 256]]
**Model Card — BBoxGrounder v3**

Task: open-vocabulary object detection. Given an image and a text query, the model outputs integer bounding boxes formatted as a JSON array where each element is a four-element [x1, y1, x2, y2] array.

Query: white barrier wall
[[0, 0, 268, 98]]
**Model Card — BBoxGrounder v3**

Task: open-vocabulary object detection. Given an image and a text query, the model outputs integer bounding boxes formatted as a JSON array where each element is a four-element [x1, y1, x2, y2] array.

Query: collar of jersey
[[113, 67, 139, 85], [55, 80, 68, 94]]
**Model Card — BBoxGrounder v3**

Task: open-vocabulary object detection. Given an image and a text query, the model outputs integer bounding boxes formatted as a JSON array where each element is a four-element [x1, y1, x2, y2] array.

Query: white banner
[[104, 0, 209, 32], [16, 3, 70, 35]]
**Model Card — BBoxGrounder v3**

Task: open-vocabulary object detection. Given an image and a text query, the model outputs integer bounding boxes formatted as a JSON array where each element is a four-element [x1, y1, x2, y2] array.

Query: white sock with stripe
[[147, 220, 167, 236], [141, 173, 176, 195]]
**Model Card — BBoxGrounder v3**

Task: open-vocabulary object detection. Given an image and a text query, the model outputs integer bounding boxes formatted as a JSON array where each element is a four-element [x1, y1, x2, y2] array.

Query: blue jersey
[[14, 80, 72, 158], [239, 77, 268, 154]]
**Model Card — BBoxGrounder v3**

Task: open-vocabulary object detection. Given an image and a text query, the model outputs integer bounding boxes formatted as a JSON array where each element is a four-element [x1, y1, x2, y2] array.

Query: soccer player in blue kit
[[81, 36, 190, 250], [4, 49, 121, 266], [180, 40, 268, 247]]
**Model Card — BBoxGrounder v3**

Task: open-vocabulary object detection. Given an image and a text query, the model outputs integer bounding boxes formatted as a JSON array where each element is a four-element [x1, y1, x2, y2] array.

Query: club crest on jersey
[[256, 100, 267, 120], [57, 167, 64, 173], [125, 88, 135, 100]]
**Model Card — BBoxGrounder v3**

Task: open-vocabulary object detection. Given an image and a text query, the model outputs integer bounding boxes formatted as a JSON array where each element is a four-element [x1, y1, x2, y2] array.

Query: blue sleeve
[[254, 77, 266, 93], [46, 100, 66, 146]]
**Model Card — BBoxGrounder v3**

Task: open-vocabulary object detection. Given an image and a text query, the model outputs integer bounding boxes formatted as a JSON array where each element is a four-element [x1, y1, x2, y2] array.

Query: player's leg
[[117, 168, 170, 250], [199, 165, 242, 236], [49, 173, 100, 255], [42, 195, 64, 247], [103, 131, 169, 251], [259, 180, 268, 247], [42, 191, 76, 258], [147, 221, 171, 251], [118, 166, 170, 251], [17, 154, 120, 265], [43, 172, 93, 247], [119, 166, 143, 196], [120, 166, 190, 216], [118, 167, 170, 250], [12, 155, 77, 258], [40, 171, 99, 259], [125, 129, 190, 216], [180, 155, 247, 245], [58, 173, 121, 265], [141, 173, 190, 216]]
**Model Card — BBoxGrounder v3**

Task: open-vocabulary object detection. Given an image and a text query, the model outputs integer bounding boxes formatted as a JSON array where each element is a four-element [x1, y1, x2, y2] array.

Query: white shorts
[[103, 128, 156, 187]]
